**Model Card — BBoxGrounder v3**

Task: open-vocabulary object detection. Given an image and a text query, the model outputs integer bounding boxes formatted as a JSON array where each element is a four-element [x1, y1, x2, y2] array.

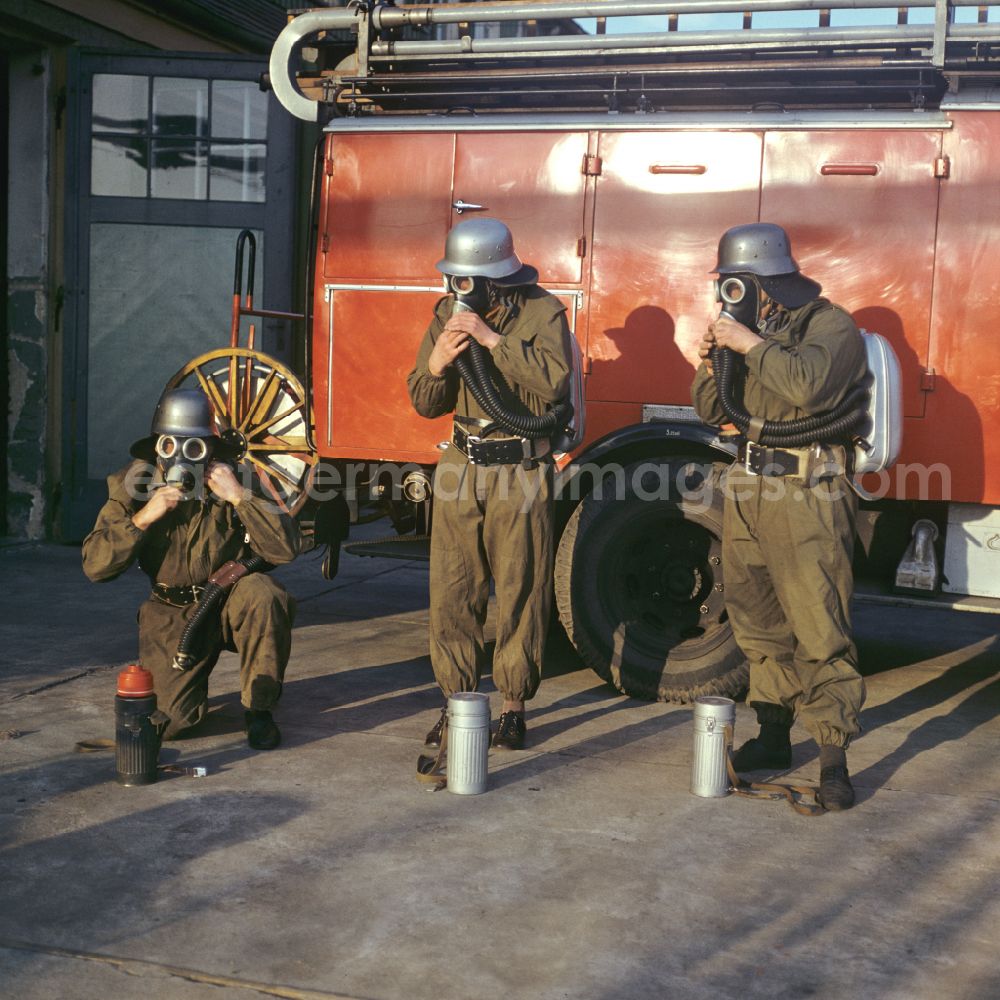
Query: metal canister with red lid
[[115, 664, 161, 786]]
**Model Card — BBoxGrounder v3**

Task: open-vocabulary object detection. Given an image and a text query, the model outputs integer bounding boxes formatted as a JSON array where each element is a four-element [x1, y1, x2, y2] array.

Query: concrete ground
[[1, 536, 999, 1000]]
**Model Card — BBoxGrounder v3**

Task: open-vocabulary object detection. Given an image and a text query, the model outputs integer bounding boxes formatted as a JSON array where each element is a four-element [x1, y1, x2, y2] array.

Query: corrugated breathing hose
[[452, 340, 572, 441], [710, 344, 867, 447], [171, 554, 267, 671]]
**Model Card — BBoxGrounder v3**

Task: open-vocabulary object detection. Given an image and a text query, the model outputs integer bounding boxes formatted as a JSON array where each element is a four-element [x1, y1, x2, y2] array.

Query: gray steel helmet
[[130, 387, 220, 460], [150, 388, 216, 437], [714, 223, 799, 277], [713, 222, 821, 308], [436, 217, 538, 286]]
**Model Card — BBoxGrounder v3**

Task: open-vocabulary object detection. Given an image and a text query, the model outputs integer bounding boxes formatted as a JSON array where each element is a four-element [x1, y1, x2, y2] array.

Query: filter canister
[[447, 692, 490, 795], [691, 696, 736, 798]]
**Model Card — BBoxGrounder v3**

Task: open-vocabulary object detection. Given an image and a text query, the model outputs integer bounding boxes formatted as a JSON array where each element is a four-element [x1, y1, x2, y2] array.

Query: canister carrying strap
[[415, 717, 449, 791], [724, 725, 825, 817]]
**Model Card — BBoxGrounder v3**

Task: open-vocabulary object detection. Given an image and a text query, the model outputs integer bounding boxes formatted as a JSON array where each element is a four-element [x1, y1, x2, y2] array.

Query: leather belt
[[737, 441, 848, 479], [452, 425, 550, 468], [152, 582, 206, 607]]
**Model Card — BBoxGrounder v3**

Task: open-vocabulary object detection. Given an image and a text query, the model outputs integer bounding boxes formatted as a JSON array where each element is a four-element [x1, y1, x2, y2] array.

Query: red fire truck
[[172, 1, 1000, 702]]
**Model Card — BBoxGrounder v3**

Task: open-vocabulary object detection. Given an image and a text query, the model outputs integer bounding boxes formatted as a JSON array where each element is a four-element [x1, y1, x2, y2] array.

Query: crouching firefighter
[[82, 386, 301, 750], [690, 223, 869, 811], [407, 217, 574, 752]]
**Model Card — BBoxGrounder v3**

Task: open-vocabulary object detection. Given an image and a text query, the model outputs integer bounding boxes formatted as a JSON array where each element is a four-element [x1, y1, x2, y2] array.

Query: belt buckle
[[744, 442, 763, 476], [520, 437, 537, 471], [191, 584, 205, 602], [466, 434, 482, 465]]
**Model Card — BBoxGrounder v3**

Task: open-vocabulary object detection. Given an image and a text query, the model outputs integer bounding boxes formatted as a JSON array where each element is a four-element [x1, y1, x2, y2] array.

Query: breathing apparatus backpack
[[712, 274, 902, 471], [853, 329, 903, 475], [447, 274, 584, 454]]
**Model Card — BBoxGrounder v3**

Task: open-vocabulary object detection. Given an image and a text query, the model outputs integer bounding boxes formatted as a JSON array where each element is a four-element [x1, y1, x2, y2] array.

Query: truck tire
[[554, 459, 747, 702]]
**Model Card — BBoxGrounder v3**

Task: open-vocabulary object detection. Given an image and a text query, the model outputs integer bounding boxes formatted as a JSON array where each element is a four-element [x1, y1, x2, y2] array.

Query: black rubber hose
[[711, 345, 865, 447], [171, 555, 267, 671], [453, 339, 572, 441]]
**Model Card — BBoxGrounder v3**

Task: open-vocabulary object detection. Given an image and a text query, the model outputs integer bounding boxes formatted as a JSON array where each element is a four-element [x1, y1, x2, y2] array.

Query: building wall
[[6, 51, 51, 538]]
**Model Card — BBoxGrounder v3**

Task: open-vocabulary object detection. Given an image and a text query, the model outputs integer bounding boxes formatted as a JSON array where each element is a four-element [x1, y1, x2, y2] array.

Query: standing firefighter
[[82, 387, 301, 750], [691, 223, 869, 810], [408, 218, 572, 751]]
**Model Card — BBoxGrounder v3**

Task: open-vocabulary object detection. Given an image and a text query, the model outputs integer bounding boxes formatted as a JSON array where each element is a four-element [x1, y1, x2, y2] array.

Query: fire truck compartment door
[[317, 287, 447, 459], [321, 133, 454, 282], [452, 131, 589, 285], [586, 131, 764, 404], [761, 129, 942, 419]]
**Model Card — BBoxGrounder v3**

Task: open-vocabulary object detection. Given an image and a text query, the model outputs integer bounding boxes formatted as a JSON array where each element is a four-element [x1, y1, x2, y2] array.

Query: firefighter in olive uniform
[[691, 223, 869, 810], [82, 387, 301, 750], [408, 218, 572, 751]]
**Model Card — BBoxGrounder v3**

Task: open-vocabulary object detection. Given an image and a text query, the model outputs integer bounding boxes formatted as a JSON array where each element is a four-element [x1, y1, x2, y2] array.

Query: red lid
[[117, 664, 155, 697]]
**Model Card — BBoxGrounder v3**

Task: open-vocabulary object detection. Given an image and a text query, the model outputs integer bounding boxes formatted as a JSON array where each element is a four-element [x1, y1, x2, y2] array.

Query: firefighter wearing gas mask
[[691, 223, 869, 811], [407, 218, 573, 751], [82, 387, 301, 750]]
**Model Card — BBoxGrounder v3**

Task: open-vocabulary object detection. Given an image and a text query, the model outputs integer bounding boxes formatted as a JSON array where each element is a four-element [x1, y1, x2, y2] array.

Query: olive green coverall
[[691, 298, 869, 747], [82, 462, 301, 737], [407, 286, 572, 701]]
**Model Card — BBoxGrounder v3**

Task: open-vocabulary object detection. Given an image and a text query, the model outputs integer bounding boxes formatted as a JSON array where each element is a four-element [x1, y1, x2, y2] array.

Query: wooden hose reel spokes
[[167, 348, 318, 515]]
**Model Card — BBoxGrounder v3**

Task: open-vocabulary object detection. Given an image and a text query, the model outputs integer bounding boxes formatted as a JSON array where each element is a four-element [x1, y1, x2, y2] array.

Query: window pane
[[153, 77, 208, 137], [86, 224, 264, 478], [91, 136, 147, 196], [211, 80, 268, 139], [151, 140, 207, 199], [210, 143, 266, 202], [92, 74, 148, 133]]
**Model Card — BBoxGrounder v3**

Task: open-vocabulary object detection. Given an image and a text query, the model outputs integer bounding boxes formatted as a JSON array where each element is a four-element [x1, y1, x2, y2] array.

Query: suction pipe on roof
[[269, 8, 363, 122]]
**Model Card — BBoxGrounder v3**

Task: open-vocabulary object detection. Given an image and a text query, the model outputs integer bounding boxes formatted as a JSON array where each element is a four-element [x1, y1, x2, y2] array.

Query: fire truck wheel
[[554, 459, 748, 703]]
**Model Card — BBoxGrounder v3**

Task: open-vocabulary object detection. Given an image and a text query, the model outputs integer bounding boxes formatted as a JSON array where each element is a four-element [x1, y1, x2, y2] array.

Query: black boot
[[732, 702, 792, 772], [816, 745, 855, 811], [424, 706, 448, 748], [491, 710, 526, 751], [244, 709, 281, 750]]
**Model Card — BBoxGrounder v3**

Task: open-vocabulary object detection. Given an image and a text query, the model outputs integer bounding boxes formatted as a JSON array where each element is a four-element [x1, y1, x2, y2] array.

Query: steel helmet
[[150, 388, 216, 437], [713, 223, 821, 308], [129, 387, 220, 460], [436, 217, 538, 286]]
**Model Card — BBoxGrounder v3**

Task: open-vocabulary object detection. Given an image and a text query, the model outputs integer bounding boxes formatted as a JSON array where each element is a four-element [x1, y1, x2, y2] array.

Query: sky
[[573, 5, 998, 35]]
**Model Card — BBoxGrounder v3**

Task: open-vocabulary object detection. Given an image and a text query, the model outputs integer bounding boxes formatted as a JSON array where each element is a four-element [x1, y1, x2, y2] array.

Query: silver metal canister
[[691, 696, 736, 798], [447, 692, 490, 795]]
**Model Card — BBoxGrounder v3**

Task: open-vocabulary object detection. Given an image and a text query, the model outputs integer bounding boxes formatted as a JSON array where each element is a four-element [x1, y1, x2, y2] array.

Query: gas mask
[[444, 273, 499, 316], [714, 273, 766, 332], [155, 434, 212, 500]]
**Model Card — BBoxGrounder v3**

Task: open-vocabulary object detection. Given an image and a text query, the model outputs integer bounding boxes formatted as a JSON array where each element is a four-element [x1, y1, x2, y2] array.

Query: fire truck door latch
[[934, 156, 950, 179], [920, 368, 937, 392], [582, 155, 603, 176]]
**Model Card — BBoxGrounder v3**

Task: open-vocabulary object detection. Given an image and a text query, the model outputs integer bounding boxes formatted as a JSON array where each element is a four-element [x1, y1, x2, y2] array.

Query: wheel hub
[[662, 562, 703, 602], [221, 427, 248, 461]]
